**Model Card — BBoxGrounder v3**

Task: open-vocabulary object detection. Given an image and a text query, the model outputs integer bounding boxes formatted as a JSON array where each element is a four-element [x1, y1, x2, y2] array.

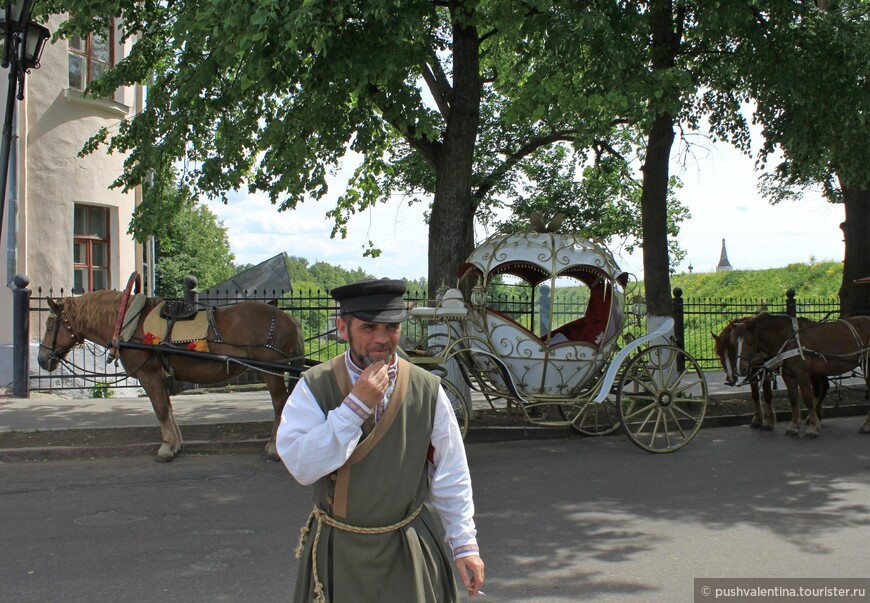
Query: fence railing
[[24, 284, 842, 395], [673, 288, 841, 368]]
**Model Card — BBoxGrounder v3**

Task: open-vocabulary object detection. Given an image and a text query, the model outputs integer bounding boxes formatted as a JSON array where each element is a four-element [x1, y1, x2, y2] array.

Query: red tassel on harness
[[108, 271, 140, 361], [188, 340, 209, 352]]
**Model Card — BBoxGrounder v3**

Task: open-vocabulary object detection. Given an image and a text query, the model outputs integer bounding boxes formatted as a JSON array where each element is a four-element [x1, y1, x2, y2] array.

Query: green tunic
[[294, 355, 459, 603]]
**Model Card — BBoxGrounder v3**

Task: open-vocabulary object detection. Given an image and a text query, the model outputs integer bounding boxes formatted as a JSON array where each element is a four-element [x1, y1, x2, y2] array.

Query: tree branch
[[422, 61, 451, 121], [479, 27, 498, 44], [473, 130, 579, 204], [366, 83, 441, 168], [592, 139, 627, 162]]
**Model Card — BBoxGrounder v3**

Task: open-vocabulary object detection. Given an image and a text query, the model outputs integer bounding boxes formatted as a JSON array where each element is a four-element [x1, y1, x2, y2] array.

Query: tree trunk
[[837, 184, 870, 317], [640, 111, 675, 320], [427, 17, 480, 299], [640, 0, 680, 322], [429, 155, 476, 297]]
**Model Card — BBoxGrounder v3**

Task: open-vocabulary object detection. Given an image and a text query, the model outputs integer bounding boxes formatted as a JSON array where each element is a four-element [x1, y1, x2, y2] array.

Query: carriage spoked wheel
[[440, 377, 470, 440], [559, 399, 620, 436], [616, 344, 708, 453]]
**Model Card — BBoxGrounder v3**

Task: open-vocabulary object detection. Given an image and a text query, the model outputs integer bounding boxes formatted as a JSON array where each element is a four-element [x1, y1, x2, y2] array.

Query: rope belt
[[294, 504, 424, 603]]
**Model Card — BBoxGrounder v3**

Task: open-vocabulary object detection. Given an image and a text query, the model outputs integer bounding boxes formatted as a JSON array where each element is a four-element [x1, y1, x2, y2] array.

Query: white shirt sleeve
[[276, 378, 369, 485], [428, 386, 479, 558]]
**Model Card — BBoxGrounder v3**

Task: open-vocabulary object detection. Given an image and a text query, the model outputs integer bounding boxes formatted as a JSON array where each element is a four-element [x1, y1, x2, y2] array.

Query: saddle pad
[[143, 301, 210, 343], [119, 294, 149, 342]]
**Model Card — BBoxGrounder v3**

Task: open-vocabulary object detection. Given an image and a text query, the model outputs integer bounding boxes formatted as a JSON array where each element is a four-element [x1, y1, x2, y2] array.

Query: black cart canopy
[[198, 253, 290, 306]]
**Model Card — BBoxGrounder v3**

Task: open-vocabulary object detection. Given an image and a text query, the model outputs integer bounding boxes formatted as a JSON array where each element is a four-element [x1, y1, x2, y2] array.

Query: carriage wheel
[[616, 344, 707, 453], [441, 377, 470, 440], [558, 400, 620, 436]]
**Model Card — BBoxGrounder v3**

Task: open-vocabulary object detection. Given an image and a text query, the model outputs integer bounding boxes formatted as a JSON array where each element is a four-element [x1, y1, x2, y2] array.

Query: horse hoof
[[859, 425, 870, 434], [805, 431, 819, 439], [263, 442, 280, 462], [761, 425, 774, 432], [750, 422, 762, 429], [156, 443, 181, 462], [785, 428, 799, 436]]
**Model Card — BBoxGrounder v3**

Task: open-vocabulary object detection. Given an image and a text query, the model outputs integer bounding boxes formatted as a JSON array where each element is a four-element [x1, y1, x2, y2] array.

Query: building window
[[73, 205, 111, 293], [68, 25, 112, 92]]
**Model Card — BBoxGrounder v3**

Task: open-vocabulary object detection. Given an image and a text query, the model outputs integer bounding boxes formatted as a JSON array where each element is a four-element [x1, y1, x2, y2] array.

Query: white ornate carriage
[[406, 228, 708, 453]]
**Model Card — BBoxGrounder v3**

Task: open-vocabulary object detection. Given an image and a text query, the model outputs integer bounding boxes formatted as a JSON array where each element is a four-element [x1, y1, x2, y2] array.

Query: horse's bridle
[[42, 308, 85, 362], [721, 328, 761, 386]]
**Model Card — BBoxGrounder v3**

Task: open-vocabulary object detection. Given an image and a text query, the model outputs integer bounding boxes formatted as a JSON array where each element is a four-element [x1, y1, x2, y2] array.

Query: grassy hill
[[541, 260, 844, 304], [663, 261, 842, 299]]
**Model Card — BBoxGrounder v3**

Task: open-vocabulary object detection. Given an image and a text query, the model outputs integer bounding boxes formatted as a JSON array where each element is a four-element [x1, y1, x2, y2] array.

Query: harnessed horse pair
[[713, 312, 870, 437]]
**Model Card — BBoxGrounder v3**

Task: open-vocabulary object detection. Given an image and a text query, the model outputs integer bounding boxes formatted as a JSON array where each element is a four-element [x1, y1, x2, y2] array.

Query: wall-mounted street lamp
[[0, 0, 50, 241]]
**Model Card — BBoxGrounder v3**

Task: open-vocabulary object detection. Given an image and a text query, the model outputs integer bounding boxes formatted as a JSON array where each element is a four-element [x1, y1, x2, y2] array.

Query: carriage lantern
[[435, 282, 448, 304], [630, 295, 646, 328], [470, 278, 487, 309]]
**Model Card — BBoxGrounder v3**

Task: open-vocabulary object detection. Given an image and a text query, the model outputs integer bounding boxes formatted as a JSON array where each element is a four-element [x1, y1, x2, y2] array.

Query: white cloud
[[205, 190, 431, 281]]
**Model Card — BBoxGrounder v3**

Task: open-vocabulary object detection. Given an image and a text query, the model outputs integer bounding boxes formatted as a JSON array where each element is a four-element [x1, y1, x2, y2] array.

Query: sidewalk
[[0, 389, 277, 433], [1, 370, 743, 434], [1, 371, 866, 461]]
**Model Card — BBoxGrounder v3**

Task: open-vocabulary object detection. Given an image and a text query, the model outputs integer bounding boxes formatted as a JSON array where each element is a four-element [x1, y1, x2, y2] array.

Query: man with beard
[[277, 278, 484, 602]]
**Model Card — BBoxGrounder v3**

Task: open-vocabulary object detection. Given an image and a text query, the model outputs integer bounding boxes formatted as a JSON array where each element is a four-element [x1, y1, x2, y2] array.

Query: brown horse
[[712, 316, 828, 431], [729, 312, 870, 437], [37, 290, 305, 461]]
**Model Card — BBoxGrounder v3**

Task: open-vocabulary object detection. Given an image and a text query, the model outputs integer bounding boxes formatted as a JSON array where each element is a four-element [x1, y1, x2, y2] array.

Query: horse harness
[[757, 317, 870, 374], [150, 303, 292, 381], [208, 304, 290, 357]]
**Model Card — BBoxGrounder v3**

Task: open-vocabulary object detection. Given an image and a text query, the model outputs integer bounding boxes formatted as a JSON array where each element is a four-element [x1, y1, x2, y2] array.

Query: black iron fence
[[26, 285, 430, 394], [28, 285, 143, 394], [674, 288, 841, 368], [24, 284, 842, 395]]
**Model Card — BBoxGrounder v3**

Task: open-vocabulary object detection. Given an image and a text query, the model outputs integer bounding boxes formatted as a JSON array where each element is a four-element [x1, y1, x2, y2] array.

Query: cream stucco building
[[0, 14, 148, 386]]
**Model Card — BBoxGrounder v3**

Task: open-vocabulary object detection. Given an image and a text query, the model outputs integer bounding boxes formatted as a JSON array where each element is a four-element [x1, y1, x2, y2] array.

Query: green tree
[[46, 0, 678, 301], [129, 165, 236, 296], [514, 1, 863, 322], [720, 1, 870, 316], [284, 256, 313, 288], [483, 1, 723, 320], [494, 144, 689, 271], [153, 203, 235, 297]]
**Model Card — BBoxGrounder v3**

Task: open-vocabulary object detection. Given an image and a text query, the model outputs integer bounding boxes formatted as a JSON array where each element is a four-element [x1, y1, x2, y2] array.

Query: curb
[[0, 438, 272, 463], [2, 404, 867, 463]]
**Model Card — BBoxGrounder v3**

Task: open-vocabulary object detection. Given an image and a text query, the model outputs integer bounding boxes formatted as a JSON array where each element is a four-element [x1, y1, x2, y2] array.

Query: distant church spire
[[717, 239, 733, 272]]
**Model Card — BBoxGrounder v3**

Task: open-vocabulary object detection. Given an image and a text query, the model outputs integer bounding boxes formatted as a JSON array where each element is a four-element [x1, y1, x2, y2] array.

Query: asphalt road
[[3, 418, 870, 602]]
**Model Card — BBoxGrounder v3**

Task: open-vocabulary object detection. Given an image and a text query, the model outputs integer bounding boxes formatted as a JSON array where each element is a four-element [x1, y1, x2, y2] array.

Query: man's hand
[[350, 360, 390, 409], [456, 555, 485, 596]]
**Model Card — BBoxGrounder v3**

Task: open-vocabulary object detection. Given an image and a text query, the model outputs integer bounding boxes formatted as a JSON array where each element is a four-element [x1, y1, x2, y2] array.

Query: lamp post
[[0, 0, 49, 241]]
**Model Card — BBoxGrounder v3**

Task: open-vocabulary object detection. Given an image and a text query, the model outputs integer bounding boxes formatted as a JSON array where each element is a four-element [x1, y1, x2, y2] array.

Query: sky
[[203, 138, 845, 283]]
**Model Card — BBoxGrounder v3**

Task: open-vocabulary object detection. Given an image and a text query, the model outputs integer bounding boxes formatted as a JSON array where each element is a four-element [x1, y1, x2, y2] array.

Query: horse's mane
[[63, 290, 123, 332]]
